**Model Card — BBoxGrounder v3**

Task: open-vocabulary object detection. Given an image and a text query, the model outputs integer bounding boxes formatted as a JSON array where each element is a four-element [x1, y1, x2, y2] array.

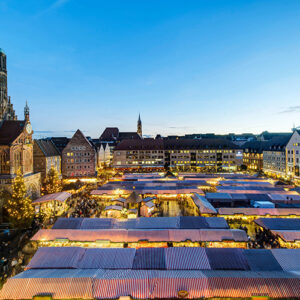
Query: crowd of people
[[250, 228, 280, 249], [69, 197, 102, 218]]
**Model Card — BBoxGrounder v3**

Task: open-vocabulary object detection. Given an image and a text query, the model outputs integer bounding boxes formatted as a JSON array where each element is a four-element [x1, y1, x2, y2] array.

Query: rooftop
[[1, 248, 300, 299], [35, 139, 60, 157], [0, 120, 26, 145], [115, 138, 239, 151]]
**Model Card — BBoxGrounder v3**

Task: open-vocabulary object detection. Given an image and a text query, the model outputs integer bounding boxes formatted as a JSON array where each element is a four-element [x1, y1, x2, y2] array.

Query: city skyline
[[1, 0, 300, 137]]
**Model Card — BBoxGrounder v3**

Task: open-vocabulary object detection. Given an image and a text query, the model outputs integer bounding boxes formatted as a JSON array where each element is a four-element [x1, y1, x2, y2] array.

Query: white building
[[98, 143, 113, 167], [286, 129, 300, 181]]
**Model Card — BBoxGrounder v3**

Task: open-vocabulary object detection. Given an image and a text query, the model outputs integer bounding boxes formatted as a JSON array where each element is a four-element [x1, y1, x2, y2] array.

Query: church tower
[[137, 113, 142, 137], [24, 100, 30, 121], [0, 48, 16, 121]]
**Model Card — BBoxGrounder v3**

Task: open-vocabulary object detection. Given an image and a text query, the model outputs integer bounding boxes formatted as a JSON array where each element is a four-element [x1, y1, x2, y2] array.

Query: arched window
[[0, 152, 8, 173]]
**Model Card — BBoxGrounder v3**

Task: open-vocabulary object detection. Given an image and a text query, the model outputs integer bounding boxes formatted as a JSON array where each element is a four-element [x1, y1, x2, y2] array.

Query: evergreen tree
[[4, 170, 34, 228], [43, 167, 62, 194]]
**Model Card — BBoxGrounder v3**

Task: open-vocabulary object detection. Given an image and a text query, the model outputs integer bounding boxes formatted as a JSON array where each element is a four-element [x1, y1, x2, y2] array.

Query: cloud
[[34, 130, 56, 133], [279, 106, 300, 114], [168, 126, 191, 129]]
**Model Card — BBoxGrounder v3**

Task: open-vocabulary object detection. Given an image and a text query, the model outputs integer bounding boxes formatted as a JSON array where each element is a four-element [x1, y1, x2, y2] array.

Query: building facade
[[285, 130, 300, 181], [113, 139, 164, 171], [165, 139, 243, 171], [62, 129, 97, 178], [242, 141, 267, 171], [97, 143, 112, 168], [33, 139, 61, 180], [113, 138, 243, 171], [263, 135, 291, 178]]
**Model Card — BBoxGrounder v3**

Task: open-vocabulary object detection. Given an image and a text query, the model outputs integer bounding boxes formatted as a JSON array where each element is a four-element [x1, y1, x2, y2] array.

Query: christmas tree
[[4, 170, 34, 228], [43, 167, 62, 194]]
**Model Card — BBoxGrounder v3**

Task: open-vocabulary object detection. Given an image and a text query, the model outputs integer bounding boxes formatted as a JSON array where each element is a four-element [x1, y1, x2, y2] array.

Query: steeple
[[137, 113, 142, 137], [0, 49, 16, 121], [24, 100, 30, 121]]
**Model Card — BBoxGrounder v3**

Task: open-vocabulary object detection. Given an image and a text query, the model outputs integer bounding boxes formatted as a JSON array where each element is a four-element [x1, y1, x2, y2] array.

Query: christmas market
[[2, 5, 300, 298]]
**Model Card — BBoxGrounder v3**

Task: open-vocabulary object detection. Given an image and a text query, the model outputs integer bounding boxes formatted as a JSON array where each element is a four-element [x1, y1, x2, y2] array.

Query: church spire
[[137, 113, 142, 137], [24, 100, 30, 121], [0, 49, 16, 121]]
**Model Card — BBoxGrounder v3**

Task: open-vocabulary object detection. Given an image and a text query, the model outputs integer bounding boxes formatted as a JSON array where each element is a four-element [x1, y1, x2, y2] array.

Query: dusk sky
[[1, 0, 300, 138]]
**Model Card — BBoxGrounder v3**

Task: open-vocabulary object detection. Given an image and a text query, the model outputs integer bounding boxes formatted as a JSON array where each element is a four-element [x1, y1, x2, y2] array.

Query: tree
[[43, 167, 62, 194], [4, 170, 34, 228]]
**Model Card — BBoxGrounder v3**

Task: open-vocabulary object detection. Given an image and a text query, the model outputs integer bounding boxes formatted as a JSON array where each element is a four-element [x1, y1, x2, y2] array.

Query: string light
[[4, 169, 34, 228]]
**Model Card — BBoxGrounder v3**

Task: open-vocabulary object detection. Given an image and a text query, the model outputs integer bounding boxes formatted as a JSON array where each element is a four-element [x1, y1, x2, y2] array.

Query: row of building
[[34, 127, 300, 184], [242, 130, 300, 182], [35, 122, 143, 179]]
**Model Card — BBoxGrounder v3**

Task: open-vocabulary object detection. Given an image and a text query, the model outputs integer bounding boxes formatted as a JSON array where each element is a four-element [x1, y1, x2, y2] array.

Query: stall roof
[[230, 193, 249, 201], [2, 269, 300, 299], [27, 247, 86, 269], [206, 193, 232, 201], [33, 192, 72, 204], [218, 207, 300, 216], [165, 247, 210, 270], [26, 247, 300, 271], [140, 196, 156, 203], [205, 248, 249, 270], [271, 249, 300, 271], [80, 218, 115, 230], [271, 230, 300, 242], [268, 193, 300, 203], [104, 205, 123, 211], [52, 217, 83, 229], [219, 180, 274, 187], [52, 216, 229, 230], [144, 201, 155, 208], [2, 247, 300, 299], [244, 249, 283, 271], [218, 186, 285, 192], [32, 229, 247, 243], [255, 218, 300, 230], [111, 197, 126, 203], [192, 193, 217, 214], [246, 193, 272, 201]]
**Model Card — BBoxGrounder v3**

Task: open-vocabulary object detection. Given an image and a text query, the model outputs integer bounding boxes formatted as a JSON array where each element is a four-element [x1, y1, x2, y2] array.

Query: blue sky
[[1, 0, 300, 138]]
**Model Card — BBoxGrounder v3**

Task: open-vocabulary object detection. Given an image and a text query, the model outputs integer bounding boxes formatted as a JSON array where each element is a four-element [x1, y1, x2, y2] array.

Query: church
[[0, 49, 40, 221]]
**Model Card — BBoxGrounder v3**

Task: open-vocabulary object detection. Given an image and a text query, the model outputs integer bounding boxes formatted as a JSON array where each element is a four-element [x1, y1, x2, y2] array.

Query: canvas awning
[[33, 192, 72, 204], [1, 269, 299, 299]]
